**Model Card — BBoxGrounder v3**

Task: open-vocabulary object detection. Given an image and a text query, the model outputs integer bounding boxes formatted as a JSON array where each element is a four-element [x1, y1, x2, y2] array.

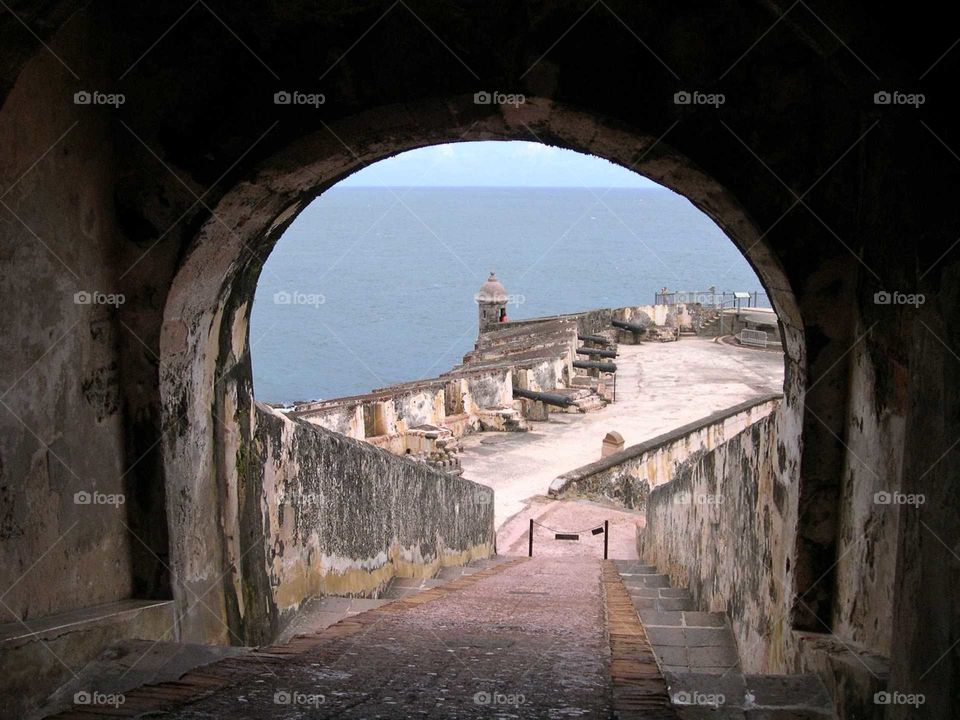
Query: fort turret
[[475, 272, 509, 334]]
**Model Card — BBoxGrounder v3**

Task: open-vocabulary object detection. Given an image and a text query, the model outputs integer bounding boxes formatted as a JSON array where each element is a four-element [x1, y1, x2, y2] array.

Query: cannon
[[611, 318, 649, 333], [573, 360, 617, 373], [512, 387, 575, 408], [577, 333, 614, 346], [576, 347, 618, 359]]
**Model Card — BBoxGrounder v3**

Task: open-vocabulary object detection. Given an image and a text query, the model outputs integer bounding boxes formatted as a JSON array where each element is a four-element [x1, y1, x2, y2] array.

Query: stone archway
[[158, 96, 805, 644]]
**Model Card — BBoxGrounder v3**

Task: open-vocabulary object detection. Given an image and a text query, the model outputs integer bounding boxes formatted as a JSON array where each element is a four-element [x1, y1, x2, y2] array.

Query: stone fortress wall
[[253, 404, 495, 629], [288, 301, 708, 467]]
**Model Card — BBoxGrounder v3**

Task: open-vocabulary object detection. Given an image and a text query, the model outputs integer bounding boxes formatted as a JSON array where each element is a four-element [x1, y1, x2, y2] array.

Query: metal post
[[603, 520, 609, 559], [528, 518, 534, 557]]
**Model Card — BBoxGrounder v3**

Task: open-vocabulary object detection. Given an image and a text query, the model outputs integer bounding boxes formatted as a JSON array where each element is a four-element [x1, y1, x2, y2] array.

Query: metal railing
[[738, 329, 769, 348], [654, 289, 770, 309]]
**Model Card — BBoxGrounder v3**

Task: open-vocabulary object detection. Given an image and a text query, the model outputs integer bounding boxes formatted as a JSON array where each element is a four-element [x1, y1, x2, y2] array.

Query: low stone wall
[[291, 367, 513, 444], [502, 303, 698, 337], [252, 403, 495, 633], [548, 393, 782, 507]]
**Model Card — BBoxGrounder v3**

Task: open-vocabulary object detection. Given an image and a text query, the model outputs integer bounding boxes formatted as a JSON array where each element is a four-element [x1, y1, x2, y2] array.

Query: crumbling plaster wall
[[253, 404, 493, 636], [641, 410, 797, 673], [296, 368, 514, 445], [462, 370, 513, 410]]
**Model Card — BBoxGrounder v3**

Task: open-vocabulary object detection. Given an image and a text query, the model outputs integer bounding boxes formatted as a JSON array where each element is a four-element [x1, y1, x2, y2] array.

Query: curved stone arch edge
[[156, 96, 807, 642]]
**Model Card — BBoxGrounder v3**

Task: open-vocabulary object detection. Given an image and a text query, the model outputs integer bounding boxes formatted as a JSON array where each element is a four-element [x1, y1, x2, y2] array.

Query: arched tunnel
[[0, 2, 957, 718]]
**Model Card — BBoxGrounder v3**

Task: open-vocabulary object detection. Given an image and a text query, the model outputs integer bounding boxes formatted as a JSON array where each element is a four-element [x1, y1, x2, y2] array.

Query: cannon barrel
[[577, 333, 614, 345], [573, 360, 618, 373], [576, 346, 618, 359], [612, 318, 648, 332], [513, 387, 575, 408]]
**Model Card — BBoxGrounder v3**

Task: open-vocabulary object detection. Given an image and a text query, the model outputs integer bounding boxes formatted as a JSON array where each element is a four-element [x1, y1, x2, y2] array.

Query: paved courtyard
[[459, 336, 785, 530]]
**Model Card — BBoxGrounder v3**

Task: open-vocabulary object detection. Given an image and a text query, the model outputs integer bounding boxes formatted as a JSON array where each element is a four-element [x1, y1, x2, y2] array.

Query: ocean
[[250, 186, 768, 404]]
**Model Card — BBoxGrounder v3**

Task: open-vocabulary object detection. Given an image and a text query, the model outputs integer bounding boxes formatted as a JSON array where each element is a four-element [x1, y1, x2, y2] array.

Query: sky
[[338, 140, 661, 188]]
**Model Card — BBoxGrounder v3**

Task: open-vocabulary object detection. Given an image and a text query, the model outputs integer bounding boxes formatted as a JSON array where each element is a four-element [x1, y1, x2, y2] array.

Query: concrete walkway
[[460, 336, 784, 529]]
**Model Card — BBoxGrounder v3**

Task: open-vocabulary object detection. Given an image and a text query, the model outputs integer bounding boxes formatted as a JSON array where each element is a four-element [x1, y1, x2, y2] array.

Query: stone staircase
[[697, 309, 724, 336], [613, 560, 836, 719]]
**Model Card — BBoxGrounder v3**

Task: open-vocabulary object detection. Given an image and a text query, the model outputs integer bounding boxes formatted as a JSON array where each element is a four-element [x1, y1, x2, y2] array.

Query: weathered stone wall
[[831, 337, 904, 657], [462, 370, 513, 411], [639, 401, 896, 720], [640, 409, 795, 672], [253, 403, 494, 635], [0, 14, 161, 624], [549, 394, 781, 508], [293, 367, 514, 443]]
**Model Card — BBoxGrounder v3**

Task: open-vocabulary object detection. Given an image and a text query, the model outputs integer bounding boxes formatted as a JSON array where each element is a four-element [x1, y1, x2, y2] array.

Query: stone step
[[639, 610, 728, 628], [622, 573, 672, 588], [631, 595, 694, 611], [613, 560, 659, 574], [629, 586, 692, 599], [639, 607, 740, 675], [616, 564, 836, 718], [573, 395, 607, 412]]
